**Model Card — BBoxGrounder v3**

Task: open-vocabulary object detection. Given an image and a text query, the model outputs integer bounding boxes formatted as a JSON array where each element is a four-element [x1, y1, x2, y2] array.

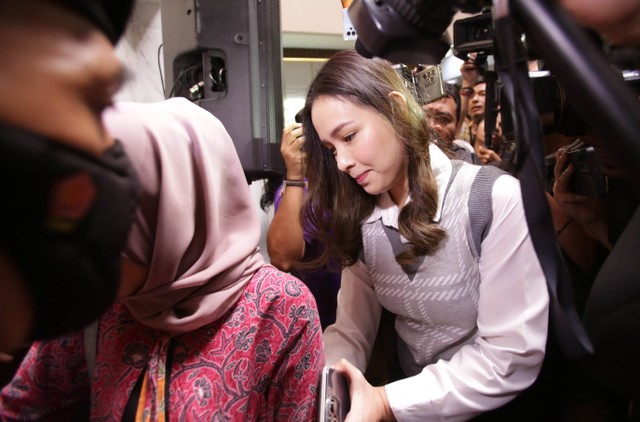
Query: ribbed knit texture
[[361, 161, 504, 376]]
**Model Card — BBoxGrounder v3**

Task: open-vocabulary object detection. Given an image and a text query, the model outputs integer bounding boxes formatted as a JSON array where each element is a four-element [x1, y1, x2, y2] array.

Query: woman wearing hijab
[[0, 98, 324, 421]]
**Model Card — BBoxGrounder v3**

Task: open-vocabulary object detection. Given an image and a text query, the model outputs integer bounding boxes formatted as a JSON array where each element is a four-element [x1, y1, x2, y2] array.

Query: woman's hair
[[444, 83, 462, 124], [259, 175, 284, 211], [299, 49, 446, 271]]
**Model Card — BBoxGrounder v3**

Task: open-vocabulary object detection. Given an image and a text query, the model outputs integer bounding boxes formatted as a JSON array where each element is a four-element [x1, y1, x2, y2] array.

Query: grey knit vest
[[361, 161, 505, 376]]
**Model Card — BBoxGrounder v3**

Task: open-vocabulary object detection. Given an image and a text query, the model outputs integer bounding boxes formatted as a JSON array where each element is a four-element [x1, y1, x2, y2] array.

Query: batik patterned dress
[[1, 266, 324, 421]]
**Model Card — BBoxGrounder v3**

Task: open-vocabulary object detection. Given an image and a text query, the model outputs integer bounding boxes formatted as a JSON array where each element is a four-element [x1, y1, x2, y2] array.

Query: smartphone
[[414, 64, 445, 105], [567, 146, 606, 197], [318, 366, 351, 422]]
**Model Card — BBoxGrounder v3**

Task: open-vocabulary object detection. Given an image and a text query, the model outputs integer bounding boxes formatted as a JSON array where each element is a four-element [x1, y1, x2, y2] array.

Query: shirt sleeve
[[273, 183, 285, 210], [323, 260, 382, 371], [385, 174, 550, 421], [273, 180, 316, 244]]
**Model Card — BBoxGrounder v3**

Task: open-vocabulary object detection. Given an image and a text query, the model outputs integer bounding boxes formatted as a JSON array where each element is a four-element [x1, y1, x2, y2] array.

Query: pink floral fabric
[[1, 266, 324, 421]]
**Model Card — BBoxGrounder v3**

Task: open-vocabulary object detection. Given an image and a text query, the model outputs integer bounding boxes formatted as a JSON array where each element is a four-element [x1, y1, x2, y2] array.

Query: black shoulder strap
[[519, 155, 594, 359], [494, 13, 593, 360]]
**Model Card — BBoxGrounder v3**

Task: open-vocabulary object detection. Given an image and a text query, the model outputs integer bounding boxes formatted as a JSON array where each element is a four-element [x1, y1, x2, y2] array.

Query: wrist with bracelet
[[282, 179, 307, 195]]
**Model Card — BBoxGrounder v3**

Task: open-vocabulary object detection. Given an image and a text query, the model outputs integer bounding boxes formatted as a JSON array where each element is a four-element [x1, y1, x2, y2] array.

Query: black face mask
[[0, 123, 140, 340]]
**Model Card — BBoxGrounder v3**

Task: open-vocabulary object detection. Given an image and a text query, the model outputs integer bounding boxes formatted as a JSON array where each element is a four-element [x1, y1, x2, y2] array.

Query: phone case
[[414, 64, 445, 104], [318, 366, 351, 422]]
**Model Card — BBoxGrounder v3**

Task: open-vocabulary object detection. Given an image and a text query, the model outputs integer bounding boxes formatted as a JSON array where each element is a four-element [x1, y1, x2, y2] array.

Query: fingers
[[553, 152, 578, 199], [0, 352, 14, 363], [553, 147, 573, 182], [334, 358, 359, 383], [280, 123, 306, 175], [280, 123, 304, 157], [476, 146, 501, 164], [282, 122, 303, 146], [336, 359, 393, 422], [334, 358, 366, 395]]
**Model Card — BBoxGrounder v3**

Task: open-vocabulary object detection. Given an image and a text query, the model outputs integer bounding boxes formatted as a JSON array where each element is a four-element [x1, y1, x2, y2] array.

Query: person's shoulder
[[457, 161, 520, 202], [488, 170, 522, 212], [109, 98, 225, 131], [105, 99, 236, 163], [254, 264, 317, 301], [452, 139, 474, 153]]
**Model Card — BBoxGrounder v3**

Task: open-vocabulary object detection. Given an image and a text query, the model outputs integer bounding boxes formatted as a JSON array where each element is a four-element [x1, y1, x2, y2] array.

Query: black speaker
[[161, 0, 285, 182]]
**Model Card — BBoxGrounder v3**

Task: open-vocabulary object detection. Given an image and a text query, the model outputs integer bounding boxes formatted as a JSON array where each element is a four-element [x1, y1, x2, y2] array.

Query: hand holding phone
[[318, 366, 351, 422], [567, 145, 606, 198]]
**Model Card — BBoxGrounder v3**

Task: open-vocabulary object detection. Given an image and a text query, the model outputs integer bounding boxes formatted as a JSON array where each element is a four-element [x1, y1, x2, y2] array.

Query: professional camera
[[452, 12, 640, 139], [527, 72, 586, 136], [452, 12, 582, 137], [347, 0, 489, 65], [453, 12, 494, 60]]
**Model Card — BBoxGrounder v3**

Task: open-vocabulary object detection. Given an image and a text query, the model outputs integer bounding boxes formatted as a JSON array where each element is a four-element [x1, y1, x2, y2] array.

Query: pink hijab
[[103, 98, 265, 334]]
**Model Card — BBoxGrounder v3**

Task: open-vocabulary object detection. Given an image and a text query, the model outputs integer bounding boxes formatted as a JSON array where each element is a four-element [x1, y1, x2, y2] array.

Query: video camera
[[453, 12, 494, 63]]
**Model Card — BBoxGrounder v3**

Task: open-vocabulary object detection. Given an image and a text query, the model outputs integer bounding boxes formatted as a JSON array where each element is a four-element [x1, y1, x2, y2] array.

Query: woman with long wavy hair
[[299, 49, 549, 421]]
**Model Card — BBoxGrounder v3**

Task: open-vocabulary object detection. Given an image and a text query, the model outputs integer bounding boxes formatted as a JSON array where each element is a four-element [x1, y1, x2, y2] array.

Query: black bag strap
[[493, 9, 594, 359]]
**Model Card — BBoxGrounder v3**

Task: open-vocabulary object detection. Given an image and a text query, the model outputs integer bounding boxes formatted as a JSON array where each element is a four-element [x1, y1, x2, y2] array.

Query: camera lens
[[471, 24, 491, 41]]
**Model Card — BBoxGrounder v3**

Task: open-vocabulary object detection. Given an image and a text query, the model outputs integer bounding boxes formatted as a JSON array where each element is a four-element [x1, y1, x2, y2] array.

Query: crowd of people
[[1, 0, 639, 420]]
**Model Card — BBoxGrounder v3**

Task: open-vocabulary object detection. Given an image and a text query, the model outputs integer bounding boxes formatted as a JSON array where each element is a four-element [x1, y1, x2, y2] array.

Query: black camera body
[[567, 146, 606, 198], [452, 12, 494, 60], [524, 71, 587, 136], [453, 13, 588, 137], [546, 145, 607, 197]]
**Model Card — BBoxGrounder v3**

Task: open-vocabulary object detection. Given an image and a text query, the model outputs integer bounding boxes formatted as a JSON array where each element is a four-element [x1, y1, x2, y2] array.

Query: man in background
[[423, 84, 477, 163]]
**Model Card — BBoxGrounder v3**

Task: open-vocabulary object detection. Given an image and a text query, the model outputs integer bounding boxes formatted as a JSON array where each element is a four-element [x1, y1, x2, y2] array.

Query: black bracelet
[[282, 179, 307, 196], [283, 179, 307, 187]]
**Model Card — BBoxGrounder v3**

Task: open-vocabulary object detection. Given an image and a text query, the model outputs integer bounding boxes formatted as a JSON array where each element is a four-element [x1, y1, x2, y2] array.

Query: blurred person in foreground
[[0, 0, 139, 360], [1, 98, 325, 420]]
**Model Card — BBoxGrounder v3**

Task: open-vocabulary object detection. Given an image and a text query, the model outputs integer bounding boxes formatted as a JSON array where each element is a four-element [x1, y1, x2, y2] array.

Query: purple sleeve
[[273, 182, 285, 211], [273, 180, 315, 243]]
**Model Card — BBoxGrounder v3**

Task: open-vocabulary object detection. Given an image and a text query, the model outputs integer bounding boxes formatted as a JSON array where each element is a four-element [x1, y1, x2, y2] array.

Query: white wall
[[115, 0, 164, 104], [115, 0, 348, 103], [281, 0, 343, 34], [114, 0, 345, 262]]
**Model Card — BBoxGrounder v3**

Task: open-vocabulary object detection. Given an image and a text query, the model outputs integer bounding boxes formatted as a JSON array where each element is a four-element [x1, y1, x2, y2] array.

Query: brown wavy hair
[[297, 50, 446, 272]]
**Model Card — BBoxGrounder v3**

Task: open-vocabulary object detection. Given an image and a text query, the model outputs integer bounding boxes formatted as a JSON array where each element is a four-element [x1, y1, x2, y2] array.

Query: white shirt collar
[[364, 144, 452, 228]]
